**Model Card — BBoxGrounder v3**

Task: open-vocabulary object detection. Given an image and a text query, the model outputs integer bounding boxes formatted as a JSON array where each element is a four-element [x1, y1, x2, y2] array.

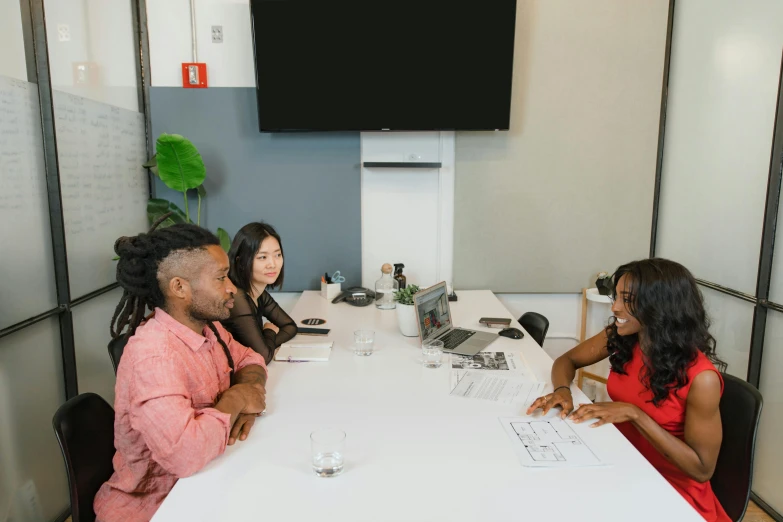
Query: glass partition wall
[[0, 0, 150, 520], [2, 0, 782, 520], [652, 1, 783, 519]]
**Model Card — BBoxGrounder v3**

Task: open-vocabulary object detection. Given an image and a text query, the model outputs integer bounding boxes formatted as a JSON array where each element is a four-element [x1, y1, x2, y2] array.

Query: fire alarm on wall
[[181, 63, 208, 88]]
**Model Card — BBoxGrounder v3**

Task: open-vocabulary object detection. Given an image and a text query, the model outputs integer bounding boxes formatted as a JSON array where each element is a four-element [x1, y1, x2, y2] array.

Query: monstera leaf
[[121, 134, 232, 262], [217, 228, 231, 253], [155, 134, 206, 192], [147, 199, 188, 228]]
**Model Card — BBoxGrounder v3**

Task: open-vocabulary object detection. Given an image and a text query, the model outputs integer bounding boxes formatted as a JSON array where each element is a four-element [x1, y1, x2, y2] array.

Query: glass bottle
[[394, 263, 407, 289], [375, 263, 398, 309]]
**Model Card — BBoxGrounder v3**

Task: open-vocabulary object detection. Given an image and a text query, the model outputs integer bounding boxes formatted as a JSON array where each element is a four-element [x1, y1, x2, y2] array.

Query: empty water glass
[[354, 330, 375, 356], [422, 339, 444, 368], [311, 428, 345, 477]]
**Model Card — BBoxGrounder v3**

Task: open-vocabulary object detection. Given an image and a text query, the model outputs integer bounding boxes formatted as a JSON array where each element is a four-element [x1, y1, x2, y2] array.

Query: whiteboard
[[53, 90, 149, 299], [0, 75, 58, 329]]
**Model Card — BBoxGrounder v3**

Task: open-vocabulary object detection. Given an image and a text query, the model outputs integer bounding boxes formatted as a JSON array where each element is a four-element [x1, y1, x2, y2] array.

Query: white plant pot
[[396, 303, 419, 337]]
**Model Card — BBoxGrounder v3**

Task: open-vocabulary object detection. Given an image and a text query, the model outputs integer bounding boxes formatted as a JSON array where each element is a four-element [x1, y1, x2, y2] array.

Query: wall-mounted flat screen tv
[[250, 0, 517, 132]]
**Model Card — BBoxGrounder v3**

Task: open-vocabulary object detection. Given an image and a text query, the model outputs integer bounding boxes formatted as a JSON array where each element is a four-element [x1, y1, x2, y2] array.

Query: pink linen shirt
[[94, 308, 267, 522]]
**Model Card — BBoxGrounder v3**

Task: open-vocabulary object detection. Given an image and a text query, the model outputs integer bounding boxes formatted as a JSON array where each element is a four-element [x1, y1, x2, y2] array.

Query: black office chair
[[52, 393, 116, 522], [710, 373, 763, 522], [518, 312, 549, 347], [108, 334, 129, 374]]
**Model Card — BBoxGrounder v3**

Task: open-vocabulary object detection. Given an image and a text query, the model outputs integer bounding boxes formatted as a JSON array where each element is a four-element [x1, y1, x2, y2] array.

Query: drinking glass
[[422, 339, 444, 368], [354, 329, 375, 356], [311, 428, 346, 477]]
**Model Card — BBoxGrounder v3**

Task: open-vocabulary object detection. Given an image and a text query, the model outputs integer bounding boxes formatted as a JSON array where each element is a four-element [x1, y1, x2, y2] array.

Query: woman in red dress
[[528, 259, 730, 522]]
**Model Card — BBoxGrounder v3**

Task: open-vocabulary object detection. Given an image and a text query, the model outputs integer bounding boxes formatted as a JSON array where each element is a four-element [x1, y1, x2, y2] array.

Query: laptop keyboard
[[439, 329, 475, 350]]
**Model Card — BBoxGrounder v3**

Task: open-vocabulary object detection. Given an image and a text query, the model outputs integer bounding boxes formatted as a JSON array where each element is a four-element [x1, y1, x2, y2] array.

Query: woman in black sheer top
[[223, 222, 298, 363]]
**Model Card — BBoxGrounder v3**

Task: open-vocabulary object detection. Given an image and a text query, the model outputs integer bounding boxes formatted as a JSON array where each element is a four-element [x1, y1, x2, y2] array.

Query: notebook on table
[[275, 341, 333, 362]]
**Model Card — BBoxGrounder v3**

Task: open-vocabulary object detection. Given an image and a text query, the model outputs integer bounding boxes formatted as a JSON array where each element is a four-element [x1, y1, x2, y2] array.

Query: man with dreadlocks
[[94, 221, 268, 522]]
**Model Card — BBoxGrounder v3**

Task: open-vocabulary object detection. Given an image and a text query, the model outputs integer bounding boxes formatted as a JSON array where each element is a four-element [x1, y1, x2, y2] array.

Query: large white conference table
[[152, 290, 702, 522]]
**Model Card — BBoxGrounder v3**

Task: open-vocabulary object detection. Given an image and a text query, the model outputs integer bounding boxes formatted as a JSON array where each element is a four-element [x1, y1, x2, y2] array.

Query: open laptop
[[413, 282, 497, 356]]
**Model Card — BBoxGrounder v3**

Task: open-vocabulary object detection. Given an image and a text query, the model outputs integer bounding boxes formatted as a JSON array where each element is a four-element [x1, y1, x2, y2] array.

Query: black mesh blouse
[[223, 288, 298, 364]]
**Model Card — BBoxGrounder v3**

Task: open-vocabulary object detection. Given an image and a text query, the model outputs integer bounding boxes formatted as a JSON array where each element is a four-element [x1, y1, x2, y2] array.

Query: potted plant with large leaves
[[144, 133, 231, 250]]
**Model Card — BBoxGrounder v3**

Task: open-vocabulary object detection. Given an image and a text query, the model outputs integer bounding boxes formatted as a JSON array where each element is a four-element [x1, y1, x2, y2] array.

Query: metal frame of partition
[[650, 1, 783, 519], [29, 0, 78, 399], [0, 0, 152, 520], [648, 0, 675, 259]]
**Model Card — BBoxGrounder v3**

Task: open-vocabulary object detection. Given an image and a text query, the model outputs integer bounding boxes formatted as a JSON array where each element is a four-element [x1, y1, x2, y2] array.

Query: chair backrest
[[711, 373, 763, 522], [518, 312, 549, 347], [52, 393, 116, 522], [108, 334, 129, 374]]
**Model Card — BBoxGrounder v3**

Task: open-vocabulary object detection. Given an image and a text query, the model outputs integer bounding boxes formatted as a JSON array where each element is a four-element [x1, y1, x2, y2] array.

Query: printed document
[[450, 371, 545, 405], [450, 351, 531, 391], [499, 415, 604, 468]]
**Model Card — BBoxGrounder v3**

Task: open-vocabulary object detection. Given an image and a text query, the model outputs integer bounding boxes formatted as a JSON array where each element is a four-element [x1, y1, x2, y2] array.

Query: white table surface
[[152, 290, 701, 522]]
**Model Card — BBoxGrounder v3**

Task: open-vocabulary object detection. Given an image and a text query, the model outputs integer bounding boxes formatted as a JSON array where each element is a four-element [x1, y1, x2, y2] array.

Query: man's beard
[[188, 297, 231, 324]]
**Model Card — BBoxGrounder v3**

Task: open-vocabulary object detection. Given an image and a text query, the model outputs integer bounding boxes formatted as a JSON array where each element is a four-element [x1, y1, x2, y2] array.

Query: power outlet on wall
[[57, 24, 70, 42], [211, 25, 223, 43]]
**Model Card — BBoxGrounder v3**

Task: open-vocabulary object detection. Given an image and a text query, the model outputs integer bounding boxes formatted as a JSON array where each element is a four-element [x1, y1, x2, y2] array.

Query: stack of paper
[[449, 351, 545, 405], [450, 372, 545, 404], [450, 351, 520, 387], [275, 341, 333, 362]]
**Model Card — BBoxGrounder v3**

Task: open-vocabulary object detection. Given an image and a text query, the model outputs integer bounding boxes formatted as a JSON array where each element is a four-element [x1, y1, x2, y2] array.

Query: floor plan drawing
[[500, 416, 604, 467]]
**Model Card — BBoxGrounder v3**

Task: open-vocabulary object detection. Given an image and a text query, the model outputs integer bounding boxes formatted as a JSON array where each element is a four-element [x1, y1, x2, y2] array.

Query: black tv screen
[[250, 1, 517, 132]]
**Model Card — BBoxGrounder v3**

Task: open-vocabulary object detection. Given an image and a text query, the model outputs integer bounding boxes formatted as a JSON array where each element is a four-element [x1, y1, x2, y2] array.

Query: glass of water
[[354, 329, 375, 356], [422, 339, 444, 368], [311, 428, 345, 477]]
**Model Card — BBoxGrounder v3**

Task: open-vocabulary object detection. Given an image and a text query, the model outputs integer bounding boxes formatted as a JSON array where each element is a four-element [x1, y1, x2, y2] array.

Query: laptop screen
[[416, 284, 451, 340]]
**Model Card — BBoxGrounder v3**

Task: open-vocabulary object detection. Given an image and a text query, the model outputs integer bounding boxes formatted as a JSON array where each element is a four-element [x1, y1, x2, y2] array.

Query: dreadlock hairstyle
[[110, 217, 220, 340], [111, 218, 237, 383], [606, 258, 727, 406], [207, 321, 236, 385]]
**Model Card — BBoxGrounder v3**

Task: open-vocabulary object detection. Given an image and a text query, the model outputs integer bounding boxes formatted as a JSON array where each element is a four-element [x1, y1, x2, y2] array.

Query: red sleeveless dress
[[606, 344, 730, 522]]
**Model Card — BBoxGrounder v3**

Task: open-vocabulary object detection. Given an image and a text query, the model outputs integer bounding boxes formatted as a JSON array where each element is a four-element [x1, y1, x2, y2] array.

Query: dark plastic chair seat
[[108, 335, 129, 374], [711, 373, 763, 522], [52, 393, 116, 522], [518, 312, 549, 347]]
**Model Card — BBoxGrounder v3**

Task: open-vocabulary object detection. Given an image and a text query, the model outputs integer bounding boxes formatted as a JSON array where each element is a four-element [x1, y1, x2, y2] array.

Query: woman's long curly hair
[[606, 258, 726, 406]]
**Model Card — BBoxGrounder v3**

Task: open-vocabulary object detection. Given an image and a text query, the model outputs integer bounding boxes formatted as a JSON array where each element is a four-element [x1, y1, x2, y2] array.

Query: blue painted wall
[[150, 87, 361, 291]]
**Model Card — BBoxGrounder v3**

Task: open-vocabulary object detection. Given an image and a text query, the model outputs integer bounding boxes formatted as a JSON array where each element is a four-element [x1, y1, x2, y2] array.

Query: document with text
[[449, 351, 532, 391], [449, 371, 545, 405]]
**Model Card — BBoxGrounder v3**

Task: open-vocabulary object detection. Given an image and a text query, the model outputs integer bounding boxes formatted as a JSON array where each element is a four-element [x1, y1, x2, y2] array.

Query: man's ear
[[168, 276, 191, 301]]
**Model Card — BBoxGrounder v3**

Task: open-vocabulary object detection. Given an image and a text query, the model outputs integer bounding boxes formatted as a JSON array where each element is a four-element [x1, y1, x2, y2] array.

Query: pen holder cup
[[321, 281, 341, 300]]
